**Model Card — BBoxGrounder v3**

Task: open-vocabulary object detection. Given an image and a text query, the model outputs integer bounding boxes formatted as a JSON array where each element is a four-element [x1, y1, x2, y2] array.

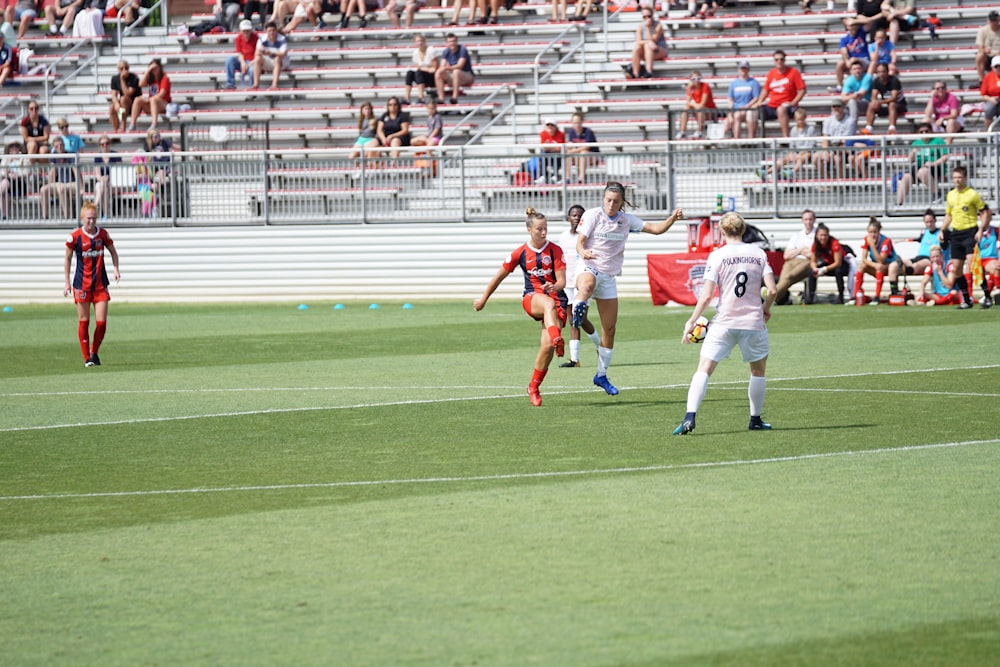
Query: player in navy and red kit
[[855, 217, 899, 304], [475, 207, 567, 407], [63, 202, 121, 367]]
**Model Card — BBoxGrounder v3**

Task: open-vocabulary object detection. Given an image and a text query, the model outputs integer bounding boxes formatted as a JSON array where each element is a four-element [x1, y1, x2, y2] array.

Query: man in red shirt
[[225, 20, 258, 89], [537, 118, 565, 183], [982, 55, 1000, 125], [754, 49, 807, 137]]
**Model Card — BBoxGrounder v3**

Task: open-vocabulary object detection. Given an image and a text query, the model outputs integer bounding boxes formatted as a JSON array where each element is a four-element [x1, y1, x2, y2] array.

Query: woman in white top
[[674, 211, 777, 435], [403, 34, 438, 105], [573, 181, 683, 395]]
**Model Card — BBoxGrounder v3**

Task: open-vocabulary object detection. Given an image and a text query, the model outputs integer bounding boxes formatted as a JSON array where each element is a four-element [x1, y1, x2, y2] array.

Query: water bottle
[[727, 196, 736, 212], [715, 194, 724, 213], [855, 288, 864, 306]]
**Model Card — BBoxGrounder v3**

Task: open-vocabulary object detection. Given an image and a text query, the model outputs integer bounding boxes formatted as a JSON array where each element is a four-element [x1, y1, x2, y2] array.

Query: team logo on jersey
[[686, 263, 708, 300], [541, 254, 552, 266]]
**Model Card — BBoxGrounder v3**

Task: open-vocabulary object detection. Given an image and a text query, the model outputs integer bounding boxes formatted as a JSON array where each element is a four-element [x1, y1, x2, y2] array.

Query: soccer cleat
[[571, 301, 589, 328], [672, 420, 695, 436], [957, 300, 973, 310], [559, 359, 581, 368], [748, 417, 772, 430], [980, 295, 993, 309], [593, 373, 619, 396], [552, 336, 565, 357], [84, 357, 96, 367], [89, 353, 101, 366], [527, 384, 542, 407]]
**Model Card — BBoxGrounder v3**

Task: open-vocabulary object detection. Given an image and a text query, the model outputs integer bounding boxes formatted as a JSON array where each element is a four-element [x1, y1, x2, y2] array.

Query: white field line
[[1, 439, 996, 503]]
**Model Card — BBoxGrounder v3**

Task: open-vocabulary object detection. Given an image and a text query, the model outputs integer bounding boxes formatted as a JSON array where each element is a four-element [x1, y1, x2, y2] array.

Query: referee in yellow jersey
[[940, 165, 993, 309]]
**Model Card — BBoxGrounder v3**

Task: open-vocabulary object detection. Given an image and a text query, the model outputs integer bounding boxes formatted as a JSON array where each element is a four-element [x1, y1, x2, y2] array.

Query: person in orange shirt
[[677, 70, 717, 140], [754, 49, 807, 137], [982, 55, 1000, 125]]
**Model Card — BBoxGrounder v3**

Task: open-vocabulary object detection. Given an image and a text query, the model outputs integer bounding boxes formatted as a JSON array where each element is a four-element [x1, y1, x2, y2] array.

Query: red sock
[[964, 272, 973, 296], [531, 367, 547, 388], [874, 271, 884, 299], [78, 320, 90, 360], [547, 325, 561, 343], [855, 274, 864, 296], [92, 321, 107, 356]]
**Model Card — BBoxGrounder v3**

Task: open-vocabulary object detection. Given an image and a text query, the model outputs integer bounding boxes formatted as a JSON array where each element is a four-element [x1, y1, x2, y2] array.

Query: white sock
[[569, 339, 580, 362], [586, 329, 602, 347], [748, 376, 766, 417], [686, 371, 709, 413], [597, 346, 613, 376]]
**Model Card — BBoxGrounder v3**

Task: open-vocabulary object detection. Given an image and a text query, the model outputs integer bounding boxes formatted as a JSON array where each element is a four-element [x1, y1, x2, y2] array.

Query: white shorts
[[701, 325, 769, 364], [580, 267, 619, 300]]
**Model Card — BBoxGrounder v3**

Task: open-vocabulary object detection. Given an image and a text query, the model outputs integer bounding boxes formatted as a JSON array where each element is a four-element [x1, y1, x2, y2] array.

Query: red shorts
[[932, 291, 961, 306], [521, 293, 566, 324], [74, 286, 110, 304]]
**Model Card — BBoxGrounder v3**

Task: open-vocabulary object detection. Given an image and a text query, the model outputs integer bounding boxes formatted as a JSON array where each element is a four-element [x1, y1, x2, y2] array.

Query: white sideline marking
[[1, 439, 996, 502]]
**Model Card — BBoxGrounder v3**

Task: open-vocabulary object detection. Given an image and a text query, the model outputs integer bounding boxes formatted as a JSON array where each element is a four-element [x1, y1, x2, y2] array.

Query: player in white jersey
[[673, 211, 777, 435], [572, 181, 684, 395], [556, 204, 602, 367]]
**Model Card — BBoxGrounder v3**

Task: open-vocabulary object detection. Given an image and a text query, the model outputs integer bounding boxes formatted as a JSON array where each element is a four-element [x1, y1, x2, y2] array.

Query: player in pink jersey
[[674, 212, 777, 435], [571, 181, 683, 395]]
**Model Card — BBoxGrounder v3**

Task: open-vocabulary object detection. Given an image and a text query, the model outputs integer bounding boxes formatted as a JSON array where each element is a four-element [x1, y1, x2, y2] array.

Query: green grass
[[1, 301, 998, 666]]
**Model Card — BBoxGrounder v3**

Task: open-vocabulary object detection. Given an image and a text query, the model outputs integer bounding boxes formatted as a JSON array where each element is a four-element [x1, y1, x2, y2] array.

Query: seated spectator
[[565, 112, 598, 183], [398, 0, 427, 29], [0, 141, 30, 219], [144, 126, 176, 182], [871, 0, 919, 47], [53, 117, 83, 153], [0, 18, 16, 47], [571, 0, 595, 21], [337, 0, 367, 29], [0, 31, 12, 87], [434, 33, 474, 106], [92, 134, 122, 219], [895, 122, 948, 207], [677, 70, 716, 140], [866, 29, 897, 77], [982, 55, 1000, 125], [104, 0, 141, 25], [754, 50, 806, 138], [627, 7, 666, 79], [20, 100, 50, 157], [6, 0, 39, 41], [774, 208, 816, 305], [537, 117, 564, 183], [839, 58, 871, 124], [902, 208, 943, 276], [771, 108, 816, 179], [225, 19, 258, 89], [865, 62, 906, 134], [832, 21, 868, 93], [376, 96, 411, 158], [128, 59, 172, 132], [410, 98, 442, 148], [39, 136, 77, 219], [917, 245, 961, 305], [349, 100, 380, 160], [807, 222, 850, 304], [924, 80, 962, 141], [109, 59, 139, 133], [854, 216, 900, 304], [812, 100, 856, 178], [975, 11, 1000, 85], [403, 33, 437, 105], [724, 60, 760, 140], [550, 0, 567, 23], [244, 0, 273, 26], [44, 0, 84, 36], [252, 21, 289, 90], [277, 0, 323, 33], [845, 0, 885, 34], [181, 0, 244, 36]]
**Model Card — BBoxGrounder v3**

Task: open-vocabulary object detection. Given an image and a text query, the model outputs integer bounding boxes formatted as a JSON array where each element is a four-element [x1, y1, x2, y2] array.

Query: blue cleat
[[748, 417, 772, 430], [672, 420, 695, 435], [593, 373, 619, 395], [571, 301, 589, 328]]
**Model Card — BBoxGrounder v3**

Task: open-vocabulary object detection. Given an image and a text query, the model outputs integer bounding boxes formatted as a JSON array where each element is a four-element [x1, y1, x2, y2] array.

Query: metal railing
[[1, 133, 996, 228]]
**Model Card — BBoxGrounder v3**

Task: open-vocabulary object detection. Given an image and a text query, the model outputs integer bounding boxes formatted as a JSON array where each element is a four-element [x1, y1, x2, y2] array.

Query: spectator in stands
[[104, 0, 141, 26], [812, 99, 855, 178], [923, 80, 962, 139], [39, 136, 77, 219], [895, 122, 948, 206], [916, 244, 960, 305], [538, 117, 564, 183], [411, 98, 442, 148], [677, 70, 716, 140], [871, 0, 918, 46], [0, 141, 29, 219], [865, 61, 906, 134], [570, 0, 595, 21], [627, 7, 667, 80], [902, 208, 942, 276], [565, 112, 598, 183], [807, 222, 849, 304], [376, 96, 411, 158], [92, 135, 122, 219], [773, 208, 816, 305], [349, 100, 380, 160], [398, 0, 426, 29], [225, 19, 258, 89], [128, 59, 171, 132], [976, 11, 1000, 86], [725, 60, 760, 139], [446, 0, 480, 26], [0, 17, 16, 47], [755, 50, 806, 138], [866, 29, 897, 77], [434, 33, 474, 106], [44, 0, 84, 36], [855, 216, 901, 303], [72, 0, 103, 37], [403, 33, 437, 105], [6, 0, 38, 41], [53, 117, 83, 153], [276, 0, 323, 33], [252, 21, 289, 90], [839, 59, 871, 125], [832, 21, 868, 93], [845, 0, 885, 34], [771, 108, 817, 179], [109, 59, 139, 133], [0, 31, 12, 87], [20, 100, 50, 157], [550, 0, 567, 23], [981, 55, 1000, 125]]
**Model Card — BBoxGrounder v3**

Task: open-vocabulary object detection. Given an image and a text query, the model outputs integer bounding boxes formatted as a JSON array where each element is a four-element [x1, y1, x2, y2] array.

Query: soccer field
[[1, 301, 998, 666]]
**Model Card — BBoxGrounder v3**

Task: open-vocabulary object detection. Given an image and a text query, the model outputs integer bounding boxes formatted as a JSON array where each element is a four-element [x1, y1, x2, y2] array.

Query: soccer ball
[[688, 316, 709, 343]]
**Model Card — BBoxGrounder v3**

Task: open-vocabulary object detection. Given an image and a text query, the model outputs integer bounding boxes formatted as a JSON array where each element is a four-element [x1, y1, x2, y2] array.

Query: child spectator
[[411, 98, 442, 148], [349, 101, 380, 160]]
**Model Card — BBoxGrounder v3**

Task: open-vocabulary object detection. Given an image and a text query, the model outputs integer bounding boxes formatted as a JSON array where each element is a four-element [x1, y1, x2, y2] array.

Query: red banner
[[647, 252, 785, 306]]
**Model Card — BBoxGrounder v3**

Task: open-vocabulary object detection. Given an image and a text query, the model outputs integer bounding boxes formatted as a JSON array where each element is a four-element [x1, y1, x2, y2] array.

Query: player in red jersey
[[63, 201, 121, 367], [475, 207, 567, 407]]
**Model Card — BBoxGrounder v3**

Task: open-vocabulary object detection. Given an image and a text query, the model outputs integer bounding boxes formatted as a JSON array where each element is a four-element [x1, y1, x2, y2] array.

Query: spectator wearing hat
[[225, 19, 258, 89], [725, 60, 760, 139], [982, 55, 1000, 124], [53, 117, 83, 153], [538, 118, 565, 183], [0, 31, 12, 87], [976, 11, 1000, 84]]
